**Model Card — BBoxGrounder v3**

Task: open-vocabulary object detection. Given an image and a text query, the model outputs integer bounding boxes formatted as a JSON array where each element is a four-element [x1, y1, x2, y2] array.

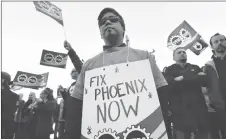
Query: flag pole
[[63, 26, 67, 40]]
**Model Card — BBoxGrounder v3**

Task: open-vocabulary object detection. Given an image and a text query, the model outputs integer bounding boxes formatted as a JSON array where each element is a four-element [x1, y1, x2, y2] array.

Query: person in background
[[57, 99, 65, 139], [23, 92, 38, 139], [14, 93, 26, 139], [164, 47, 209, 139], [2, 71, 19, 139], [204, 33, 226, 139], [57, 68, 80, 139], [31, 88, 57, 139]]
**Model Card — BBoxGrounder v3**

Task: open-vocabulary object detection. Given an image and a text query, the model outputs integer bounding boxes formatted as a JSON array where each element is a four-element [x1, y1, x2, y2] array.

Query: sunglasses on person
[[99, 16, 120, 26]]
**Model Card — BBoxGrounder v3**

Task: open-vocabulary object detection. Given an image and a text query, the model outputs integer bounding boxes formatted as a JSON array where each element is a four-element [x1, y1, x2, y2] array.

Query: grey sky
[[2, 2, 226, 99]]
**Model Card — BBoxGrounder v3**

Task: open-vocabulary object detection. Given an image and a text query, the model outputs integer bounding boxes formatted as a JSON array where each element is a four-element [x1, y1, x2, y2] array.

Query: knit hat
[[98, 7, 125, 31], [1, 71, 11, 82]]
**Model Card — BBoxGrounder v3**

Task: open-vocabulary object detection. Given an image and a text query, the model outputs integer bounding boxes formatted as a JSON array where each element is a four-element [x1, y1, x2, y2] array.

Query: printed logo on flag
[[189, 38, 209, 55], [13, 71, 49, 89], [40, 49, 68, 68], [167, 20, 200, 51], [33, 1, 63, 26]]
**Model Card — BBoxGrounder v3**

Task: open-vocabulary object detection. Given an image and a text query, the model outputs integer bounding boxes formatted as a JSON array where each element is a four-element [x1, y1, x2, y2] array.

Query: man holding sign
[[65, 8, 169, 139]]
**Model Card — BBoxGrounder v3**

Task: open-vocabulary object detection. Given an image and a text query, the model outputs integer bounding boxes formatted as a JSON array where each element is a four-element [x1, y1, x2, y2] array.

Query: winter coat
[[14, 100, 25, 123], [68, 48, 83, 73], [164, 63, 209, 132], [33, 99, 56, 136], [2, 88, 19, 138], [204, 59, 225, 110]]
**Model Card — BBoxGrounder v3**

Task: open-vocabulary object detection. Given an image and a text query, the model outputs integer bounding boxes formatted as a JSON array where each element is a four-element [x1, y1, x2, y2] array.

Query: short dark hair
[[43, 87, 53, 100], [1, 71, 11, 82], [97, 7, 125, 31], [173, 47, 186, 57], [209, 33, 226, 46]]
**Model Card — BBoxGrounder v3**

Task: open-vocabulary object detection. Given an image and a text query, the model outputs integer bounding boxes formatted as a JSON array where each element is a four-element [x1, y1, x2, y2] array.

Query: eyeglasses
[[99, 16, 120, 26]]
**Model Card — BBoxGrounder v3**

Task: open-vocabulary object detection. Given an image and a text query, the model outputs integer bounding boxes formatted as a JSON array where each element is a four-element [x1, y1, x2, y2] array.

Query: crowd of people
[[2, 7, 226, 139]]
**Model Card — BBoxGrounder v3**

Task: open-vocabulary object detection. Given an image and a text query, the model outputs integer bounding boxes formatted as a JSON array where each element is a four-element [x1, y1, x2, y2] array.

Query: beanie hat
[[98, 7, 125, 31]]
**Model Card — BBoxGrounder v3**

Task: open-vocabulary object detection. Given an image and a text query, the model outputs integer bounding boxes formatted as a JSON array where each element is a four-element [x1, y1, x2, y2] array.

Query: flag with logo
[[40, 49, 68, 68], [189, 38, 209, 55], [33, 1, 63, 26], [167, 20, 201, 51], [13, 71, 49, 89]]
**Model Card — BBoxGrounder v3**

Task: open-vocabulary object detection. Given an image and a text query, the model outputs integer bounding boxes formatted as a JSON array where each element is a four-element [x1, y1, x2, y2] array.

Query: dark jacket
[[2, 88, 19, 121], [2, 88, 19, 138], [204, 59, 225, 110], [22, 99, 38, 137], [33, 99, 57, 136], [68, 49, 83, 73], [60, 81, 76, 121], [14, 100, 25, 123], [164, 63, 209, 132]]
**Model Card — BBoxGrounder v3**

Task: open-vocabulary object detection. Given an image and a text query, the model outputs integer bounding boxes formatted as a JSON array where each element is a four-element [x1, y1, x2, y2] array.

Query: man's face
[[173, 48, 187, 63], [29, 92, 35, 100], [211, 34, 226, 54], [71, 69, 79, 80], [40, 91, 47, 100], [99, 12, 124, 43]]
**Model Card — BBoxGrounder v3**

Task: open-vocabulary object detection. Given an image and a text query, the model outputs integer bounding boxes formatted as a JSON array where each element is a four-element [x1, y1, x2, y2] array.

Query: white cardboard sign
[[81, 59, 168, 139]]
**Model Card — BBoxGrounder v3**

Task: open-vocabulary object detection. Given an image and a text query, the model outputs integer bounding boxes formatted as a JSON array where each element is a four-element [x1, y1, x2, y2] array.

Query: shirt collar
[[103, 43, 126, 51]]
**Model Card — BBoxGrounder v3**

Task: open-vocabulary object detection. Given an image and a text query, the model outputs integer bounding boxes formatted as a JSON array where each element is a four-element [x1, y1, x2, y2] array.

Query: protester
[[203, 33, 226, 139], [64, 41, 83, 73], [57, 68, 79, 139], [2, 71, 19, 139], [164, 47, 209, 139], [30, 88, 57, 139], [64, 7, 169, 139], [23, 92, 38, 139], [57, 99, 65, 139], [14, 93, 26, 139]]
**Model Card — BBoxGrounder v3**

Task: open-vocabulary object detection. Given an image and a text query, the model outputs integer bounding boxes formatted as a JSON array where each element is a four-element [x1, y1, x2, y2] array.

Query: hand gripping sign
[[81, 60, 168, 139]]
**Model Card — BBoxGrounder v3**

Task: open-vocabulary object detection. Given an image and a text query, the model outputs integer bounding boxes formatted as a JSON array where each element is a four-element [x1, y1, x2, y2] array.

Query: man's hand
[[174, 76, 184, 81], [58, 85, 64, 92], [198, 72, 206, 75], [64, 40, 72, 51]]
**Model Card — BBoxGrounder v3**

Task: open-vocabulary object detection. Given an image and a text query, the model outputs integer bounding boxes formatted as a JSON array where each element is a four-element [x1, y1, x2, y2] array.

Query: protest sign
[[33, 1, 63, 26], [189, 38, 209, 55], [40, 49, 68, 68], [167, 20, 200, 51], [81, 60, 168, 139], [13, 71, 49, 89]]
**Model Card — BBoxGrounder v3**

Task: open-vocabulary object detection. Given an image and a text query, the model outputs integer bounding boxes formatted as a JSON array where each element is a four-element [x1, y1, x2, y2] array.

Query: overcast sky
[[2, 2, 226, 100]]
